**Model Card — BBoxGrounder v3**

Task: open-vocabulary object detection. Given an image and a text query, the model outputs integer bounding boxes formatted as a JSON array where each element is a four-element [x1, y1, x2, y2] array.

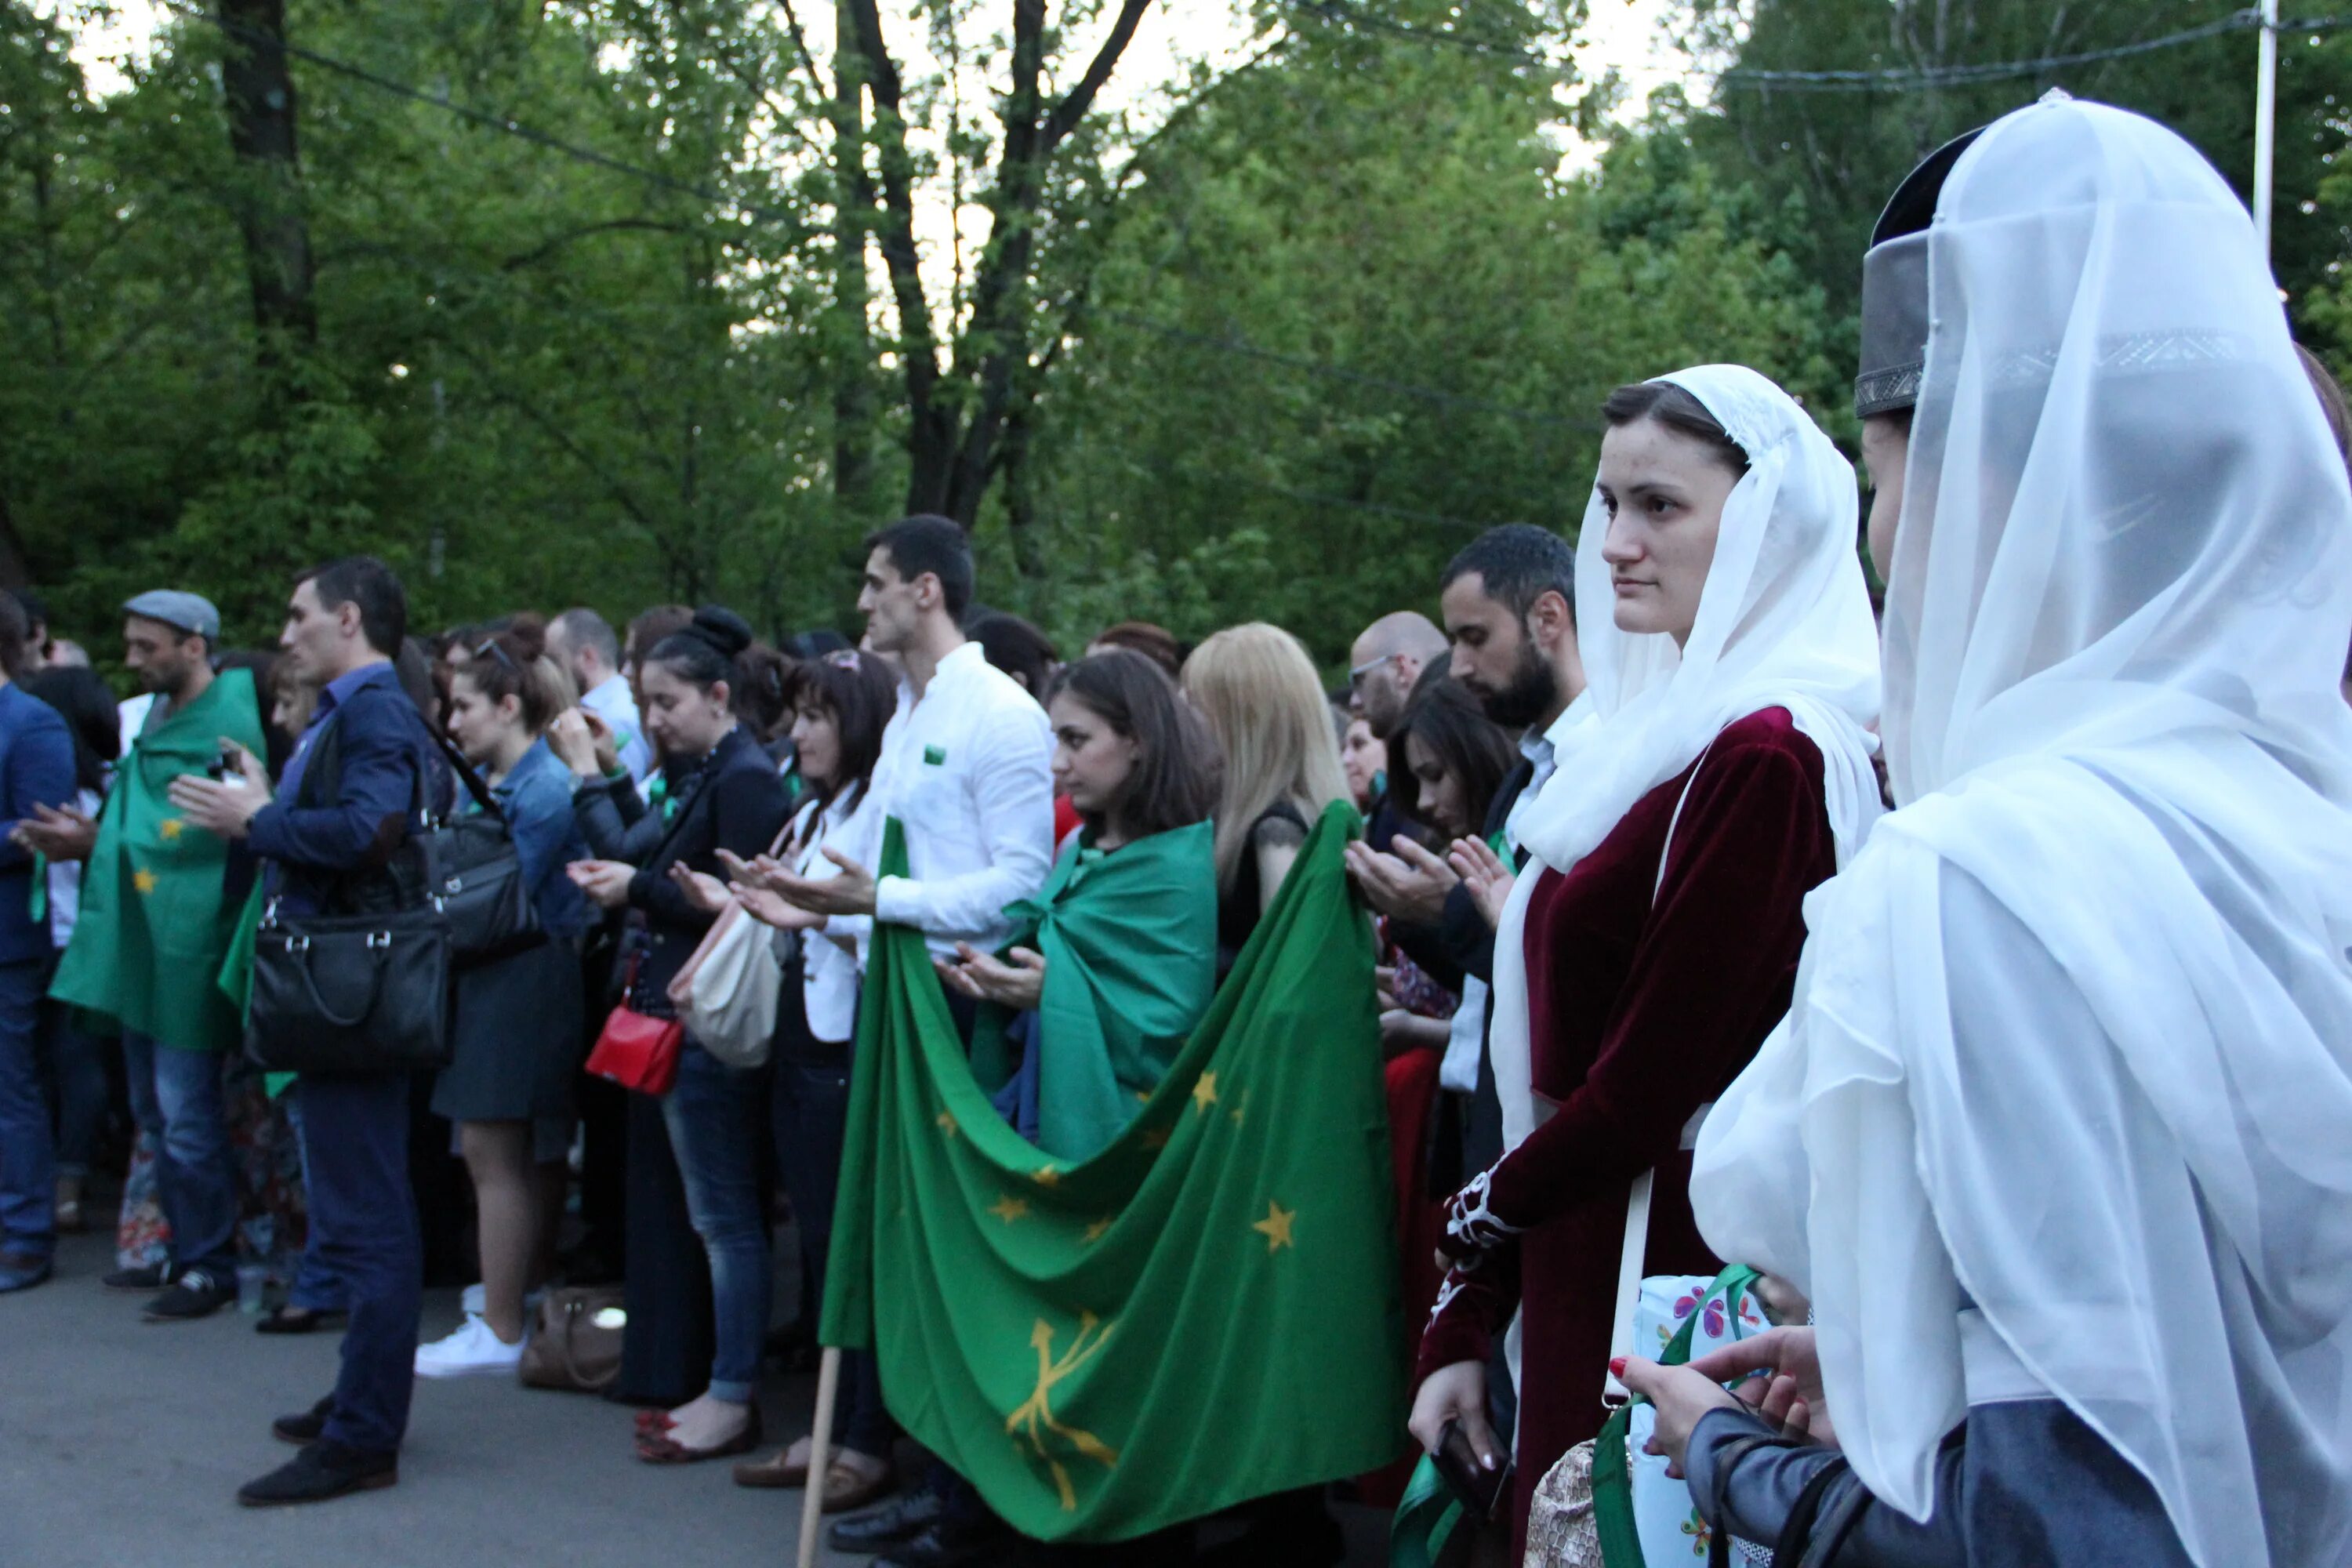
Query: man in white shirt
[[548, 607, 653, 783], [764, 517, 1054, 967], [760, 515, 1051, 1568]]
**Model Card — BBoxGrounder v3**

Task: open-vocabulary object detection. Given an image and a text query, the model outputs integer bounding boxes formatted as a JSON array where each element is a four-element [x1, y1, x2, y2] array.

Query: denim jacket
[[483, 736, 590, 940]]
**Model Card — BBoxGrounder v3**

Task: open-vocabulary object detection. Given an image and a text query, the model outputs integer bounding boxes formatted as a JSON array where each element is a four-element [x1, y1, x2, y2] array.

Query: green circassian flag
[[821, 803, 1410, 1543], [51, 668, 267, 1054], [970, 818, 1218, 1162]]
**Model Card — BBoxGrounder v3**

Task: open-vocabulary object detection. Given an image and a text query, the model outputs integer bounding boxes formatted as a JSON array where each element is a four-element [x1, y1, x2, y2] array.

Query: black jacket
[[581, 726, 789, 996]]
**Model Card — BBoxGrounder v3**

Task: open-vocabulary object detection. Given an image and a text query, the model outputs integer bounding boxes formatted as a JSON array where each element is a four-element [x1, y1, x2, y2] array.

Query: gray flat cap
[[122, 590, 220, 642]]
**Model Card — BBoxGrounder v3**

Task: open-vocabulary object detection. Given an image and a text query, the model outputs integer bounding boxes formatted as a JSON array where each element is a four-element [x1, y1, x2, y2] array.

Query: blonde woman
[[1182, 622, 1349, 971]]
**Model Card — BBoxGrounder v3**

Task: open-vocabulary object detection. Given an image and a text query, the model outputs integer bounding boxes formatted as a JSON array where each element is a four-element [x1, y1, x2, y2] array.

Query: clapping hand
[[666, 862, 733, 915], [163, 741, 271, 840], [12, 801, 99, 862], [1343, 836, 1460, 926], [1446, 837, 1515, 931], [754, 846, 877, 918], [566, 858, 637, 909], [713, 848, 823, 931], [934, 943, 1047, 1011], [546, 710, 600, 779]]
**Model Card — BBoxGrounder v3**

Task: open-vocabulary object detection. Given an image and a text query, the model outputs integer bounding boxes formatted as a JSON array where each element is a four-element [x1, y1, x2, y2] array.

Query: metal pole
[[2256, 0, 2280, 262]]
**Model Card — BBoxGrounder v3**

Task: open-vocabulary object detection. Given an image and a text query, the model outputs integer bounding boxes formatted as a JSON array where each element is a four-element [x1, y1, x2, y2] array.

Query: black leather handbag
[[421, 728, 543, 966], [245, 902, 454, 1073]]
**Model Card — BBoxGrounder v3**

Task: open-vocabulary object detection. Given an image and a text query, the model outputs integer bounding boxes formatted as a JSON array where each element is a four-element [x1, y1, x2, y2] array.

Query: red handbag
[[585, 956, 684, 1094]]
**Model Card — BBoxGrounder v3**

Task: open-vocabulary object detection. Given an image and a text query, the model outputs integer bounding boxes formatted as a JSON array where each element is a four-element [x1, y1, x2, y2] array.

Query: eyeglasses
[[1346, 651, 1402, 691], [474, 638, 517, 672]]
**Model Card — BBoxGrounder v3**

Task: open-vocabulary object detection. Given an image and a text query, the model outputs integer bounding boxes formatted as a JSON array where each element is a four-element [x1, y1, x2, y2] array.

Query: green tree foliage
[[7, 0, 2343, 670]]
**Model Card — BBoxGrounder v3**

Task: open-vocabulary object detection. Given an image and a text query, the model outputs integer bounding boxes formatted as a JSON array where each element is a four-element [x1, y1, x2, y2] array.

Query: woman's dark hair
[[1087, 621, 1187, 682], [395, 636, 443, 724], [1601, 380, 1751, 476], [456, 612, 568, 734], [1387, 678, 1518, 841], [648, 604, 754, 691], [0, 593, 30, 680], [730, 643, 797, 742], [969, 612, 1061, 695], [783, 628, 851, 660], [1047, 649, 1219, 840], [782, 648, 898, 811], [24, 666, 118, 796], [625, 604, 694, 669], [216, 649, 297, 779]]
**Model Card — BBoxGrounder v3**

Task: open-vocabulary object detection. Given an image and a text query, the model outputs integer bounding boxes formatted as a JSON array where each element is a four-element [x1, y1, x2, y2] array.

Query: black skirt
[[433, 936, 586, 1142]]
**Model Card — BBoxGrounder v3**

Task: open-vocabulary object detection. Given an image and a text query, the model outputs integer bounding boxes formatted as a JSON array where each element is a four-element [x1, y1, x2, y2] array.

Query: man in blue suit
[[172, 556, 444, 1506], [0, 594, 78, 1294]]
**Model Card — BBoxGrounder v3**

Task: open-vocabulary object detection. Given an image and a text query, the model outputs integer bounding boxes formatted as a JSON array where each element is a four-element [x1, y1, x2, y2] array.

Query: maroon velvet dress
[[1414, 707, 1837, 1542]]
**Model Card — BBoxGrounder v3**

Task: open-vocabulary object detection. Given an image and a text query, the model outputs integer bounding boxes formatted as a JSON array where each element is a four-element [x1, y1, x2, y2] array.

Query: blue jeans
[[297, 1073, 421, 1454], [0, 957, 53, 1259], [661, 1041, 771, 1404], [121, 1033, 238, 1279]]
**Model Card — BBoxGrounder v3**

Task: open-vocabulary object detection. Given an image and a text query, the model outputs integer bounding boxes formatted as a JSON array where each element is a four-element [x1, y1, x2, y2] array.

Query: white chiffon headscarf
[[1487, 364, 1884, 1154], [1692, 101, 2352, 1567]]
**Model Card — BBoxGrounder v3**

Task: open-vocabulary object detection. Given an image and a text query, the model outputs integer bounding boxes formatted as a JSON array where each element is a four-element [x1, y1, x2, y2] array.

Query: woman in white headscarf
[[1625, 100, 2352, 1568], [1406, 364, 1882, 1542]]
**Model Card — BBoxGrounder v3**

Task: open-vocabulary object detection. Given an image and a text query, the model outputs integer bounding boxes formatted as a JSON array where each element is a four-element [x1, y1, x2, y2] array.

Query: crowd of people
[[2, 95, 2350, 1568]]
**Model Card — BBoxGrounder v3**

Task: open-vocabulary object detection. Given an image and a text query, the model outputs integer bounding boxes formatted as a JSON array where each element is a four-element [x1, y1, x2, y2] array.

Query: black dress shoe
[[103, 1261, 172, 1292], [829, 1486, 946, 1552], [256, 1304, 346, 1335], [236, 1441, 397, 1507], [272, 1395, 336, 1446], [142, 1267, 234, 1322], [875, 1521, 1015, 1568]]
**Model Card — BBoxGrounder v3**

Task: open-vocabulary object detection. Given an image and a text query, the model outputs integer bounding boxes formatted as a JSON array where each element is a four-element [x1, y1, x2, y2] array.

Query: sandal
[[636, 1406, 761, 1464], [731, 1446, 809, 1490], [821, 1457, 898, 1514]]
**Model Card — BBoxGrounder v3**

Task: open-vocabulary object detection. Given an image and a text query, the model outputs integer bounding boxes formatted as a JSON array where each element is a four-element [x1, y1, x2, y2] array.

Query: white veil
[[1691, 101, 2352, 1567], [1486, 364, 1883, 1154]]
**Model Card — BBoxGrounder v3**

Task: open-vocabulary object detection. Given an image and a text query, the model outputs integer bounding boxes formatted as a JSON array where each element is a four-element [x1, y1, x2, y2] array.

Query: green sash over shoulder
[[822, 803, 1408, 1543], [51, 669, 267, 1054], [972, 818, 1217, 1161]]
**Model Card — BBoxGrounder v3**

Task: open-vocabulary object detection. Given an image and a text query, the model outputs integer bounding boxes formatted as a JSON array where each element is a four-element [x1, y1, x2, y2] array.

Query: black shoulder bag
[[245, 703, 454, 1074], [418, 724, 544, 967]]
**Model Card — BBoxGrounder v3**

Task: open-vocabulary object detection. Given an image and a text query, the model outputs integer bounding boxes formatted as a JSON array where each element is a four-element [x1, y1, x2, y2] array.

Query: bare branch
[[1043, 0, 1153, 153], [499, 218, 690, 270]]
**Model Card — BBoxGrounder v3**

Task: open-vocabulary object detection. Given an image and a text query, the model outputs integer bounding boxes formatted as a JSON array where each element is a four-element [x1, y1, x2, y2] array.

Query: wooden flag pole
[[796, 1346, 843, 1568]]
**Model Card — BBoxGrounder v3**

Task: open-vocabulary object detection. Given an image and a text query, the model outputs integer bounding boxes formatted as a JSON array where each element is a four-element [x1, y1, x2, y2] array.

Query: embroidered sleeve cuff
[[1441, 1166, 1527, 1261]]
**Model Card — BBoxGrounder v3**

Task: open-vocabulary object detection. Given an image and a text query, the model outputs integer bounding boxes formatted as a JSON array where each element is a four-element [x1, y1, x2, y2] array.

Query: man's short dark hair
[[865, 514, 975, 621], [297, 555, 408, 656], [1440, 524, 1577, 626]]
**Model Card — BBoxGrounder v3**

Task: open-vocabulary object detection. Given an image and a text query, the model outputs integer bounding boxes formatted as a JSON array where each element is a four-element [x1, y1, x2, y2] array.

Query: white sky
[[50, 0, 1684, 326]]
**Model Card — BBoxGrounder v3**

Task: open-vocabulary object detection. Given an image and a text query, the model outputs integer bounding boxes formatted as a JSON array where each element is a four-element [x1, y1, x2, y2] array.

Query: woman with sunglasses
[[413, 618, 593, 1379]]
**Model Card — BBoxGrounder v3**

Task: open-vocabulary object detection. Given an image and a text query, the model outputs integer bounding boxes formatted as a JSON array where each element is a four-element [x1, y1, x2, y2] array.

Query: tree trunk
[[215, 0, 316, 393], [830, 0, 876, 513]]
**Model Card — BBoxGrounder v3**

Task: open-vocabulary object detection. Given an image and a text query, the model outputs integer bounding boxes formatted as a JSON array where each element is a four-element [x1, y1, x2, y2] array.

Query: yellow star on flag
[[1081, 1216, 1114, 1244], [132, 868, 158, 895], [1033, 1166, 1061, 1188], [937, 1109, 959, 1139], [989, 1194, 1031, 1225], [1191, 1072, 1218, 1115], [158, 818, 184, 842], [1252, 1200, 1297, 1254]]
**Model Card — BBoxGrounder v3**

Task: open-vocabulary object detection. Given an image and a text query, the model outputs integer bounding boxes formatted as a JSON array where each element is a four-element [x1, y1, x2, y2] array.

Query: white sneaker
[[413, 1312, 526, 1379]]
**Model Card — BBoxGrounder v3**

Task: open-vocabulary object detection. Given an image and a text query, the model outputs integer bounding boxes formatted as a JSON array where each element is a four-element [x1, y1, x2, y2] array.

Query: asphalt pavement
[[1, 1229, 1390, 1567]]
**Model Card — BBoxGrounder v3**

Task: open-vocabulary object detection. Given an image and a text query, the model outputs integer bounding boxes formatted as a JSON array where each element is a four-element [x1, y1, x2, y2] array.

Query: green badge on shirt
[[924, 745, 947, 766]]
